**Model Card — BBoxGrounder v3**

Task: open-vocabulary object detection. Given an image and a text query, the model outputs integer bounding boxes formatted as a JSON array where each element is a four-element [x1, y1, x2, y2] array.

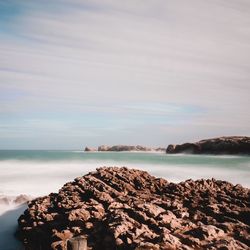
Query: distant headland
[[84, 136, 250, 155], [166, 136, 250, 155], [84, 145, 166, 152]]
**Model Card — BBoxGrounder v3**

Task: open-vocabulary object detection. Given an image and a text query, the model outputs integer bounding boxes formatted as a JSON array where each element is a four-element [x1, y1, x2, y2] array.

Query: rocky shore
[[166, 136, 250, 155], [85, 145, 165, 152], [17, 167, 249, 249]]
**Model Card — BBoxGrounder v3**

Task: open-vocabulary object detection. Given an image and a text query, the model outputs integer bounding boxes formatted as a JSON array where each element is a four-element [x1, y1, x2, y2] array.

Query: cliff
[[166, 136, 250, 155], [17, 167, 250, 249]]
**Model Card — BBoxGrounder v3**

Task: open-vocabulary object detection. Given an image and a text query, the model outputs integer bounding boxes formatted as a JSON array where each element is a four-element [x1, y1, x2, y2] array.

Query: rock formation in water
[[17, 167, 250, 250], [166, 136, 250, 155], [84, 147, 97, 152], [84, 145, 165, 152], [0, 194, 31, 206]]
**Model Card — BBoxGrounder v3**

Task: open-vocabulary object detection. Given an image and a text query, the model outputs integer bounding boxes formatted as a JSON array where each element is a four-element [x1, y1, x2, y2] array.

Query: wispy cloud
[[0, 0, 250, 148]]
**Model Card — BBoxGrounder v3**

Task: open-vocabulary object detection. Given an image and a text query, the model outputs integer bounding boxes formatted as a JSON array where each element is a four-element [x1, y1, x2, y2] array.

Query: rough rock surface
[[17, 167, 250, 250], [166, 136, 250, 155], [95, 145, 165, 152]]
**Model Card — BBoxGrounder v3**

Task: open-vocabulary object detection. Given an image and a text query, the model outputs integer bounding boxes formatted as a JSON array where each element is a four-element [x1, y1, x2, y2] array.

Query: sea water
[[0, 150, 249, 249]]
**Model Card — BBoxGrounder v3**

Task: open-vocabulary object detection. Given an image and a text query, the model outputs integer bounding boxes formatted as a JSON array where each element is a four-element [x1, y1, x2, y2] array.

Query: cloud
[[0, 0, 250, 148]]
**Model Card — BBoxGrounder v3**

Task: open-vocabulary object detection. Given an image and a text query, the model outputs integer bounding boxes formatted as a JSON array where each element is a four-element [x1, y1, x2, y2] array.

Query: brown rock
[[166, 136, 250, 155], [17, 167, 250, 250]]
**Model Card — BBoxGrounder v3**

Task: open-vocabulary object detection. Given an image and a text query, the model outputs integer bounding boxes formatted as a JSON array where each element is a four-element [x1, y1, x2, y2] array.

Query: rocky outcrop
[[84, 147, 97, 152], [86, 145, 165, 152], [104, 145, 154, 152], [166, 136, 250, 155], [17, 167, 250, 250], [0, 194, 32, 206], [97, 145, 110, 151]]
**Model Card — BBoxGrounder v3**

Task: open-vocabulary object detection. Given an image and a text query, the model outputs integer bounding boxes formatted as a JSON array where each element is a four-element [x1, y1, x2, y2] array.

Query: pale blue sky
[[0, 0, 250, 149]]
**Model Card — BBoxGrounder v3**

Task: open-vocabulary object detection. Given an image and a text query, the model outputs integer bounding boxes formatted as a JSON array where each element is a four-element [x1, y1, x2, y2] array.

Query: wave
[[0, 195, 30, 218], [0, 194, 31, 206]]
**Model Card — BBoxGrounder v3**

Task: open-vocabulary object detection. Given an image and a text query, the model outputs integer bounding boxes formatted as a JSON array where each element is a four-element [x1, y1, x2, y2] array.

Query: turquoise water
[[0, 150, 249, 200], [0, 150, 249, 198], [0, 150, 250, 167]]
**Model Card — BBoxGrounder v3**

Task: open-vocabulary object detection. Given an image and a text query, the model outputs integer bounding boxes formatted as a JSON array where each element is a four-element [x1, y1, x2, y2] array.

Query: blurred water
[[0, 150, 249, 249], [0, 150, 249, 198]]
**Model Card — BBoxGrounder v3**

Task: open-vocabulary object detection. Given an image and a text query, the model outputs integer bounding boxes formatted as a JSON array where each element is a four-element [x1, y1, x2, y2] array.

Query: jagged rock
[[166, 136, 250, 155], [17, 167, 250, 249]]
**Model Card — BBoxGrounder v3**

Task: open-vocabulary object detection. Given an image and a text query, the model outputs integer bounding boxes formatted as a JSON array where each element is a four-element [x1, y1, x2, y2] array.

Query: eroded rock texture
[[17, 167, 250, 250]]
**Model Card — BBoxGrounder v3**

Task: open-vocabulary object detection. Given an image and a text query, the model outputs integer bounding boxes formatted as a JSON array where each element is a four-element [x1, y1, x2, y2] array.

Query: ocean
[[0, 150, 249, 249]]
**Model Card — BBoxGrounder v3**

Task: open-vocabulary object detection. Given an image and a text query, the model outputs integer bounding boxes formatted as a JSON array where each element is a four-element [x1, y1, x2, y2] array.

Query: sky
[[0, 0, 250, 149]]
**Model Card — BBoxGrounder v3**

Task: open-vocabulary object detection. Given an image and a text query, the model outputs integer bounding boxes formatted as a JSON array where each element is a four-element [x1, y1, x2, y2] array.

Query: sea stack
[[17, 167, 250, 249], [166, 136, 250, 155]]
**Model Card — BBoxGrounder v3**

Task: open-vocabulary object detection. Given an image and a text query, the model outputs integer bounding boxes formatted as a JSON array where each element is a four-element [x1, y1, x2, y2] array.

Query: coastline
[[166, 136, 250, 155]]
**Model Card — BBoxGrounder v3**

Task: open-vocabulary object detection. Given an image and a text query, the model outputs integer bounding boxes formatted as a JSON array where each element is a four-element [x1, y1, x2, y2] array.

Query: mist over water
[[0, 150, 249, 249], [0, 151, 249, 199]]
